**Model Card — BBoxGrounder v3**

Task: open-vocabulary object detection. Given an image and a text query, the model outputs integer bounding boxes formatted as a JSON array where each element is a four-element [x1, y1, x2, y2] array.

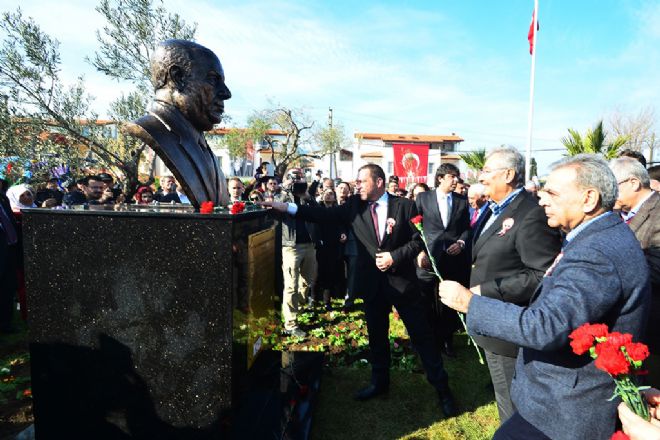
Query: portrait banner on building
[[392, 143, 429, 189]]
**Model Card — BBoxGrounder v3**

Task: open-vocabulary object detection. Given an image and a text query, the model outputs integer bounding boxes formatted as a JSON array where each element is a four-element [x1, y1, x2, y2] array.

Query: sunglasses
[[249, 197, 260, 201]]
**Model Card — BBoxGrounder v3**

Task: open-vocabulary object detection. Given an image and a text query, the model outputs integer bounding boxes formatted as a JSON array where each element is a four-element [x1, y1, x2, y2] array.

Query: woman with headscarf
[[6, 184, 36, 215], [4, 184, 35, 323]]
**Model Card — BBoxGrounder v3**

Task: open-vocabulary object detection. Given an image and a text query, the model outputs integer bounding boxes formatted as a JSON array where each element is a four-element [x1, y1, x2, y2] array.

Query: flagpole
[[525, 0, 539, 181]]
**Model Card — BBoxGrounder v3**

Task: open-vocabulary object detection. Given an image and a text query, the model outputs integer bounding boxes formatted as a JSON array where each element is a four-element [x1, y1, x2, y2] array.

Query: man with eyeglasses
[[263, 177, 280, 196], [610, 157, 659, 385], [465, 146, 561, 425]]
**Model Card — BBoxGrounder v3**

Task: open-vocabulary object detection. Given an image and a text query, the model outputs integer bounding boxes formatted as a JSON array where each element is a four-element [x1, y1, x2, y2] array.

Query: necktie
[[444, 195, 451, 227], [0, 205, 17, 245], [621, 211, 635, 225], [370, 202, 380, 244], [470, 209, 479, 228]]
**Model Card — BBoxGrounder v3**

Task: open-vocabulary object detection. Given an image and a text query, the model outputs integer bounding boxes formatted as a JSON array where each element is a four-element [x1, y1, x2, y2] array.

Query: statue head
[[151, 39, 232, 131]]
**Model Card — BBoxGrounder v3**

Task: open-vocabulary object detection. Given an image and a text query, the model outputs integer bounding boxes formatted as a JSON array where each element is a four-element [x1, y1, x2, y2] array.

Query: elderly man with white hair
[[467, 183, 489, 229], [440, 154, 650, 440], [610, 156, 659, 385]]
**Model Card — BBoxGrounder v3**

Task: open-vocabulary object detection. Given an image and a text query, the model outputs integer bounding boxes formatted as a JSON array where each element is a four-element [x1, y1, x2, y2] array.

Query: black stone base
[[229, 350, 323, 440]]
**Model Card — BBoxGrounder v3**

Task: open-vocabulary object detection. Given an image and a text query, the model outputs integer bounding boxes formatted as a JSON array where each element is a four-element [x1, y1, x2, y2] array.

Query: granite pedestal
[[22, 206, 277, 439]]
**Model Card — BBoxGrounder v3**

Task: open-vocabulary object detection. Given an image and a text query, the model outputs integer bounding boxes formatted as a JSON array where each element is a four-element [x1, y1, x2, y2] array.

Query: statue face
[[178, 51, 232, 131]]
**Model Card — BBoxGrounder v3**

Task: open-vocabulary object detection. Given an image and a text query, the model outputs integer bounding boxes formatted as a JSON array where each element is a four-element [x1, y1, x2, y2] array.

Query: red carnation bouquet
[[411, 215, 484, 364], [569, 323, 650, 427]]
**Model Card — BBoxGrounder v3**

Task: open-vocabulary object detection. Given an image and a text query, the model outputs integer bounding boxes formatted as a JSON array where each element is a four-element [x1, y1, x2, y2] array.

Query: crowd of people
[[0, 147, 659, 438], [263, 147, 659, 440]]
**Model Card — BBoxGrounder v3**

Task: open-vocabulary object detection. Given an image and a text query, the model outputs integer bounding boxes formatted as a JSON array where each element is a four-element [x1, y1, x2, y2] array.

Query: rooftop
[[355, 133, 464, 143]]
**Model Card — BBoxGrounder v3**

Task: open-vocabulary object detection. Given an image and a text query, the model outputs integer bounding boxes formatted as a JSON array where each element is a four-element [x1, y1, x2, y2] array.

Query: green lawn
[[310, 333, 498, 440], [276, 300, 500, 440]]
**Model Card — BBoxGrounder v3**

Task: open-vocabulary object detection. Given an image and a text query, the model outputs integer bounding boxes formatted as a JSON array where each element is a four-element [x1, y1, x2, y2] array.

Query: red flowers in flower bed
[[230, 201, 245, 214], [569, 323, 651, 423]]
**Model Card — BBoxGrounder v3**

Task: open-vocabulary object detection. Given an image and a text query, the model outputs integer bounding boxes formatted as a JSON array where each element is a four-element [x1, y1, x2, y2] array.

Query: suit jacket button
[[472, 264, 476, 268]]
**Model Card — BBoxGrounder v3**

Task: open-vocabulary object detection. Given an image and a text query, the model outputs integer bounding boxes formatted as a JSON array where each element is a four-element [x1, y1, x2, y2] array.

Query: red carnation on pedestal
[[230, 201, 245, 214], [200, 201, 214, 214]]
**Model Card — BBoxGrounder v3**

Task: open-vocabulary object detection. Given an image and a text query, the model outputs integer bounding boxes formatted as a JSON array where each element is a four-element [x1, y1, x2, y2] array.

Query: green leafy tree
[[221, 106, 341, 178], [561, 120, 628, 160], [459, 148, 486, 172], [0, 0, 196, 196]]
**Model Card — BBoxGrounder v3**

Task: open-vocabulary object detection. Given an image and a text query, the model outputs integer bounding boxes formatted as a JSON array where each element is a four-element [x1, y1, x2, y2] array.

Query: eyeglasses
[[617, 178, 632, 185], [479, 167, 509, 175]]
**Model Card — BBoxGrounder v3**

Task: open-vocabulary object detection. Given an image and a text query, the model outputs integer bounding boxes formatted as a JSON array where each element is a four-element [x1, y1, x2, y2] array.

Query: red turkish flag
[[528, 9, 539, 55], [392, 143, 429, 189]]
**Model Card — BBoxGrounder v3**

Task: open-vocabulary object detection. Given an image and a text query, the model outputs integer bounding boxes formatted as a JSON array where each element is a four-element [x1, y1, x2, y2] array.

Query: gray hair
[[549, 154, 618, 211], [486, 146, 525, 186], [468, 183, 485, 196], [609, 157, 651, 189]]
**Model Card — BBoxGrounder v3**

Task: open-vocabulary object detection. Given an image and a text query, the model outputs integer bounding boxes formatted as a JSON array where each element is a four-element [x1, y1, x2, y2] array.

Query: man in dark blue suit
[[439, 154, 651, 440], [264, 164, 457, 417], [415, 163, 470, 356]]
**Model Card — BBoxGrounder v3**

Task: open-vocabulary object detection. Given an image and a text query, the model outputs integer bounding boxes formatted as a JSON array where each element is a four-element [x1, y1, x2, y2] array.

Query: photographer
[[275, 168, 320, 338]]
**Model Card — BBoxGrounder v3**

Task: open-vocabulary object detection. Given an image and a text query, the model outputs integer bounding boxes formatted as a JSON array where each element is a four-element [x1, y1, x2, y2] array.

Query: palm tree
[[459, 148, 487, 172], [561, 120, 628, 159]]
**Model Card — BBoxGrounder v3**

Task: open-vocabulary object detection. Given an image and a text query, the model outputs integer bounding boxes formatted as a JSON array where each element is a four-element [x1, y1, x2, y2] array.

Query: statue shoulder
[[121, 118, 159, 147]]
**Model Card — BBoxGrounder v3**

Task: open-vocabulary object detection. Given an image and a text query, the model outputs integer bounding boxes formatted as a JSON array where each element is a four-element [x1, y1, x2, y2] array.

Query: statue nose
[[218, 83, 232, 100]]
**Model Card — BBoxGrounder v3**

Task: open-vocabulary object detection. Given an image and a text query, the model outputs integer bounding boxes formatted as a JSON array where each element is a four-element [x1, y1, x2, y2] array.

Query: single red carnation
[[569, 323, 610, 354], [230, 201, 246, 214], [410, 215, 423, 225], [595, 342, 630, 376], [570, 323, 609, 341], [624, 342, 650, 363], [610, 431, 630, 440], [587, 323, 609, 339], [200, 201, 214, 214], [569, 333, 594, 355], [607, 332, 633, 347]]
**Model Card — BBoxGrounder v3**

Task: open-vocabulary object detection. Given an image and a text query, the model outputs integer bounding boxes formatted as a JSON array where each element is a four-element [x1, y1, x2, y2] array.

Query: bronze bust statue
[[124, 39, 231, 208]]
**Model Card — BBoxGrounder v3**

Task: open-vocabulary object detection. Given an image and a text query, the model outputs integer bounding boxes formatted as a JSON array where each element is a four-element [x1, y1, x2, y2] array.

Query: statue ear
[[168, 65, 186, 91]]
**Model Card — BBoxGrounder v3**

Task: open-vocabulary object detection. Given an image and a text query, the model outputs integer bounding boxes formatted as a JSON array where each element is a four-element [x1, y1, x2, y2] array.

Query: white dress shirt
[[436, 190, 452, 227]]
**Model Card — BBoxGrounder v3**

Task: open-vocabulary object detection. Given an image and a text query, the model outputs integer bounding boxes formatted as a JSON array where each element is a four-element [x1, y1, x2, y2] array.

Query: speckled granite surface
[[22, 209, 273, 439]]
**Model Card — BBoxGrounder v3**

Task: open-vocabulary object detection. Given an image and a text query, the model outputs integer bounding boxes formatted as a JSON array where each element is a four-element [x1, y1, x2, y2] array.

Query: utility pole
[[328, 107, 335, 179]]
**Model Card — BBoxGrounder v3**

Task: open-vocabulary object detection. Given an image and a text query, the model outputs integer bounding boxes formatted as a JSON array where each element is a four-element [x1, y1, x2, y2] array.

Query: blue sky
[[2, 0, 659, 173]]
